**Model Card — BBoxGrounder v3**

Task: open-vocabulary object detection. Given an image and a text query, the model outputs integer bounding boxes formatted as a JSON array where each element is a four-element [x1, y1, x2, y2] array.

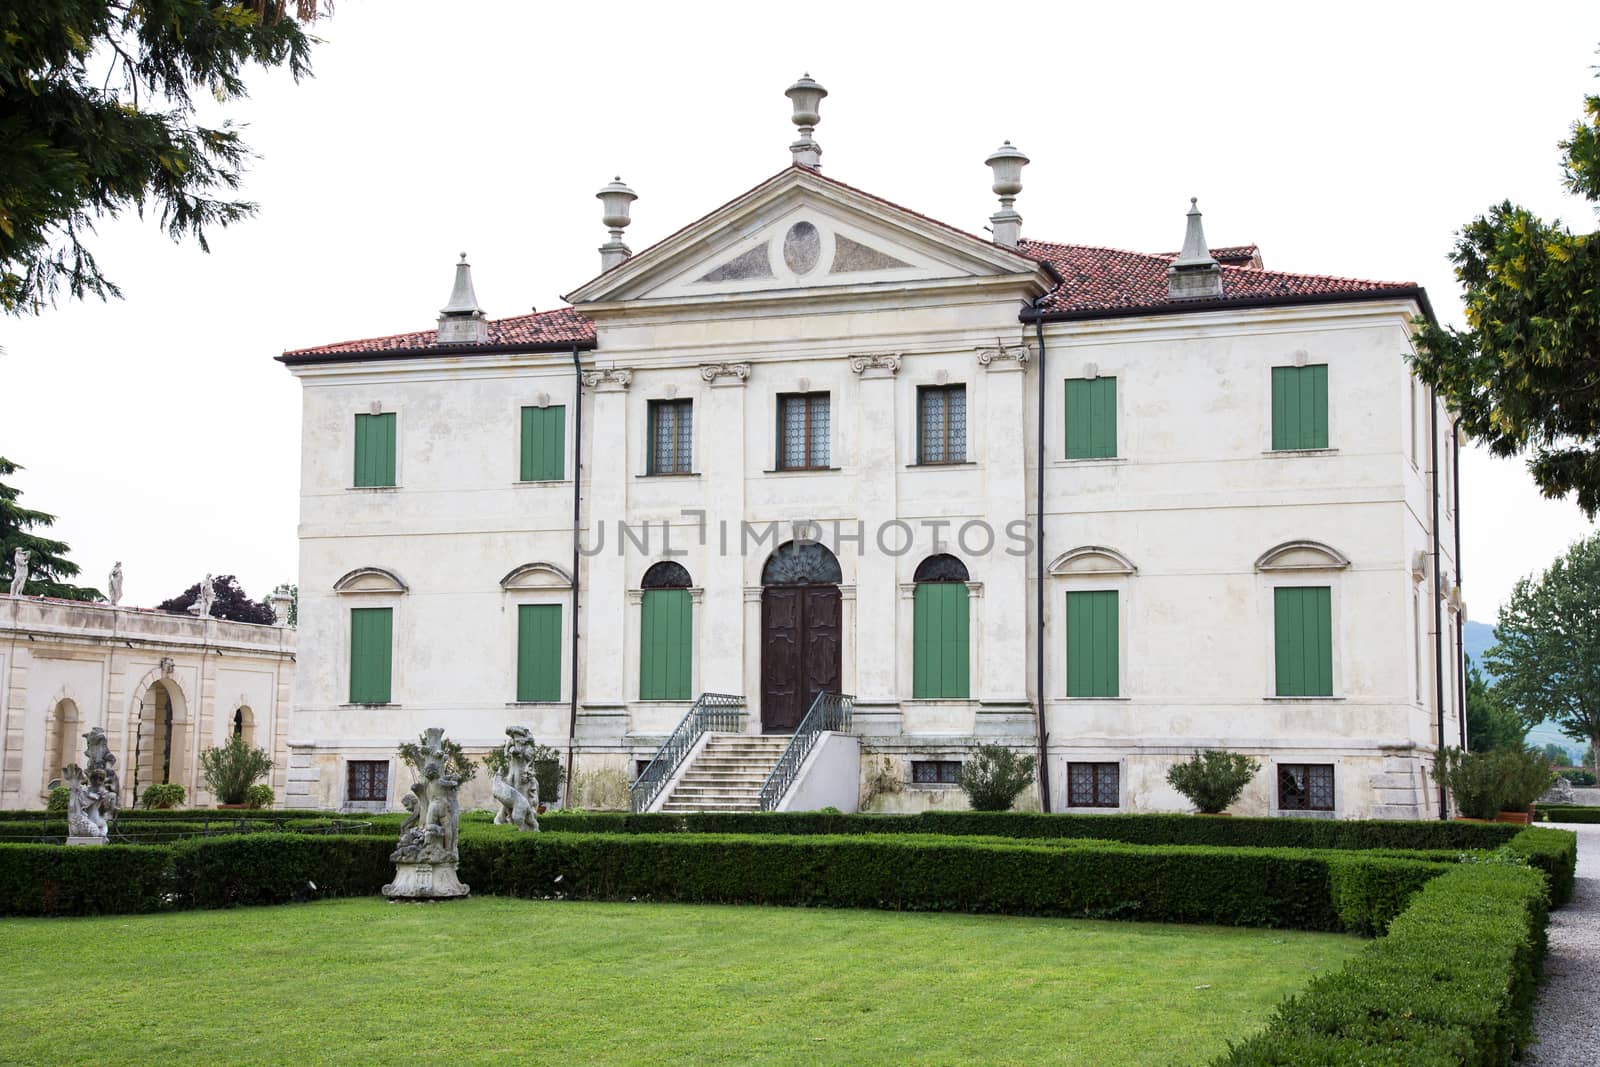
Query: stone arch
[[127, 671, 189, 801], [1048, 546, 1138, 577], [1254, 540, 1351, 572], [760, 541, 842, 586], [332, 566, 409, 594], [42, 696, 81, 791], [499, 561, 572, 590], [641, 561, 693, 589], [913, 553, 970, 583], [231, 703, 255, 746]]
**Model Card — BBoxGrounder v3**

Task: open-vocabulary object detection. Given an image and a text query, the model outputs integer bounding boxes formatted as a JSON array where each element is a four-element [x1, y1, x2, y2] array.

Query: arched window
[[232, 705, 255, 745], [912, 554, 970, 699], [640, 562, 693, 700], [760, 541, 842, 586]]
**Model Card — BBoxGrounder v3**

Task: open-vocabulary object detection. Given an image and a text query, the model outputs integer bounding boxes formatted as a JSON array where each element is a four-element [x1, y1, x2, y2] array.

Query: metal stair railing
[[628, 692, 745, 813], [757, 691, 853, 811]]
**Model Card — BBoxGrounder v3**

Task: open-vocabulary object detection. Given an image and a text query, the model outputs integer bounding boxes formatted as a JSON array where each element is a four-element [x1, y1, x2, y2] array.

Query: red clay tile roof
[[280, 307, 594, 361], [1021, 238, 1418, 317]]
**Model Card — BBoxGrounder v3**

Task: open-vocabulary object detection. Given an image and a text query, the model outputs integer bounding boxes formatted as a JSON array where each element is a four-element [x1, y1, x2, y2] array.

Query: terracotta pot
[[1495, 809, 1533, 825], [216, 803, 249, 811], [1453, 816, 1492, 823], [1194, 812, 1233, 817]]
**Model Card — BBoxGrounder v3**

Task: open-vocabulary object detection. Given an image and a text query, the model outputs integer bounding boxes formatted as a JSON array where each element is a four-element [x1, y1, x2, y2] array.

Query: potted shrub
[[243, 783, 274, 810], [199, 734, 274, 808], [1495, 747, 1557, 824], [1430, 747, 1502, 821], [957, 744, 1037, 812], [141, 782, 185, 809], [1166, 750, 1260, 815]]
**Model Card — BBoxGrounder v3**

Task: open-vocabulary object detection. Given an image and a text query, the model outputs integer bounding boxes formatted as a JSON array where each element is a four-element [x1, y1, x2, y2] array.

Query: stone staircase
[[658, 734, 791, 813]]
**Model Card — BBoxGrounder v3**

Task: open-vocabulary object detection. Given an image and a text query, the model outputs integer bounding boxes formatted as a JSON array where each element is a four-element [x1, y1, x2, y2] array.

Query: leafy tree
[[1542, 742, 1572, 765], [158, 573, 274, 624], [1486, 532, 1600, 778], [1465, 660, 1527, 752], [1408, 70, 1600, 515], [0, 456, 101, 600], [1, 1, 328, 314]]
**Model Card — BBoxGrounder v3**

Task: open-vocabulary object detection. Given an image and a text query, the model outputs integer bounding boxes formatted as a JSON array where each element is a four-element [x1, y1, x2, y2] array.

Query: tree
[[1464, 659, 1527, 752], [1408, 69, 1600, 515], [0, 456, 101, 600], [158, 574, 274, 624], [1542, 742, 1572, 765], [1486, 531, 1600, 778], [1, 1, 328, 314]]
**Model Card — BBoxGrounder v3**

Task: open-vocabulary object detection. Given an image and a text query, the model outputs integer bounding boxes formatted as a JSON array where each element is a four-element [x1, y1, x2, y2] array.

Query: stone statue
[[108, 562, 123, 606], [9, 548, 29, 596], [1541, 776, 1577, 805], [195, 574, 216, 618], [490, 725, 541, 833], [63, 727, 119, 844], [383, 727, 469, 899]]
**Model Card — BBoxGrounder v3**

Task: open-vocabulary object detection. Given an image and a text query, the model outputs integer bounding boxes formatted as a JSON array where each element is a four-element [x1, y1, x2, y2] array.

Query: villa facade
[[279, 82, 1462, 818]]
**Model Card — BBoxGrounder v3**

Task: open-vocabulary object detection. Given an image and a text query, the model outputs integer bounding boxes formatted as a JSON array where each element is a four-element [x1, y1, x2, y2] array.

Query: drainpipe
[[1430, 387, 1447, 819], [565, 344, 584, 809], [1024, 298, 1052, 812], [1452, 419, 1465, 748]]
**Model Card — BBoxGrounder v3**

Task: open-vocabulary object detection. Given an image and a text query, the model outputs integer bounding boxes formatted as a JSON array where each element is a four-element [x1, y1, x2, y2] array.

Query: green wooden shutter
[[1066, 590, 1119, 697], [640, 589, 692, 699], [349, 607, 393, 704], [1271, 365, 1329, 450], [354, 413, 397, 487], [516, 604, 562, 702], [913, 583, 970, 698], [520, 406, 566, 481], [1065, 377, 1117, 459], [1274, 586, 1333, 696]]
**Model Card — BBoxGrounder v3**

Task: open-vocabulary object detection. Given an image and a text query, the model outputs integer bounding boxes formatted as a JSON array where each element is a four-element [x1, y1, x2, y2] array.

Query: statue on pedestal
[[383, 727, 470, 900], [108, 562, 123, 607], [489, 725, 541, 833], [63, 727, 119, 844], [9, 548, 29, 596]]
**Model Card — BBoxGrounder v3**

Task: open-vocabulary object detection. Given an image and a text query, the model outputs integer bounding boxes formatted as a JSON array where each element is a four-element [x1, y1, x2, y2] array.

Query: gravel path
[[1531, 822, 1600, 1065]]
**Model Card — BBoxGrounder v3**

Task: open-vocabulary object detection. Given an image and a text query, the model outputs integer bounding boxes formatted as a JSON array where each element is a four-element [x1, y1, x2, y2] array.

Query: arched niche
[[43, 697, 81, 790], [332, 567, 409, 594], [1048, 546, 1138, 577], [1254, 540, 1350, 572], [232, 704, 255, 746], [499, 562, 573, 591]]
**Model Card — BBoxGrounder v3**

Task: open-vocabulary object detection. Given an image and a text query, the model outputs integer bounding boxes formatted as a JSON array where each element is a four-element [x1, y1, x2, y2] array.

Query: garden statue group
[[63, 727, 119, 844]]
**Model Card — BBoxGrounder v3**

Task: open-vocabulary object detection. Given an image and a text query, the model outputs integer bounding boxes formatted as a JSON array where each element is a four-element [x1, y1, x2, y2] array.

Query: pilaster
[[850, 353, 901, 706]]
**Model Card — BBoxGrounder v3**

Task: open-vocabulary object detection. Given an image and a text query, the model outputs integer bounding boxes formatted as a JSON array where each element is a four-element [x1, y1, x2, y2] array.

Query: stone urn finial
[[985, 141, 1029, 249], [786, 73, 827, 169], [597, 177, 638, 273]]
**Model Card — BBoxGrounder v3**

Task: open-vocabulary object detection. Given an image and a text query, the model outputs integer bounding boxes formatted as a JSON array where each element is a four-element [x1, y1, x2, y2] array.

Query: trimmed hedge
[[1537, 804, 1600, 824], [170, 834, 393, 909], [0, 843, 170, 916], [1504, 826, 1578, 906], [0, 807, 338, 822], [538, 810, 1525, 851], [1216, 863, 1549, 1065]]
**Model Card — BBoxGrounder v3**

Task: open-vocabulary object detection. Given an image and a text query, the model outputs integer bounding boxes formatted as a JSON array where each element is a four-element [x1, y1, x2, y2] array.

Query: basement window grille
[[911, 760, 962, 785]]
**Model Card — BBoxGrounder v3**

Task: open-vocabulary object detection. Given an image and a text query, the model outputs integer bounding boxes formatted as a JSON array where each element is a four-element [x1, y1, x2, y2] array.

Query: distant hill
[[1462, 618, 1582, 760]]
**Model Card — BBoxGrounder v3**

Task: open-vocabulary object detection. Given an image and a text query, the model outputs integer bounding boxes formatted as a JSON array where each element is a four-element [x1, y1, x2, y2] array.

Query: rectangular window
[[912, 760, 961, 785], [1274, 586, 1333, 696], [1066, 590, 1119, 698], [777, 393, 831, 470], [639, 588, 692, 699], [1277, 763, 1335, 811], [635, 759, 655, 780], [346, 760, 389, 803], [912, 582, 971, 699], [917, 384, 967, 464], [1064, 377, 1117, 459], [647, 399, 693, 474], [1067, 762, 1120, 807], [520, 405, 566, 481], [353, 412, 397, 487], [348, 607, 393, 704], [516, 604, 562, 702], [1270, 364, 1329, 450]]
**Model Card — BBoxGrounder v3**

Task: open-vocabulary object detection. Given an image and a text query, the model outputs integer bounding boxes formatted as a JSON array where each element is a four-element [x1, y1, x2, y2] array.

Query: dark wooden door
[[761, 585, 841, 732]]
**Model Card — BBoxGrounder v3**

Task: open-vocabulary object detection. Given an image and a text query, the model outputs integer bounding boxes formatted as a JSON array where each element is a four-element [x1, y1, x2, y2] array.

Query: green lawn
[[0, 898, 1361, 1065]]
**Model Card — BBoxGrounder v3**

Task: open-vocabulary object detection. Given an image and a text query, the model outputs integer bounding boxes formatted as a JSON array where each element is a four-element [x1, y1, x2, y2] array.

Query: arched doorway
[[134, 679, 183, 797], [760, 541, 842, 732]]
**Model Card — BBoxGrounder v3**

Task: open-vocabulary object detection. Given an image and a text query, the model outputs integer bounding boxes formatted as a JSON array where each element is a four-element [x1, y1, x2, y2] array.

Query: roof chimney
[[787, 73, 827, 168], [437, 253, 489, 343], [985, 142, 1028, 249], [1167, 198, 1224, 301], [597, 177, 638, 273]]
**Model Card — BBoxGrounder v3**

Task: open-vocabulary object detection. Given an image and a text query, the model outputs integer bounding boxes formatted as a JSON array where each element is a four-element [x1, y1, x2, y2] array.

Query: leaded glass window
[[918, 384, 966, 464], [1068, 762, 1119, 807], [1277, 763, 1335, 811], [648, 399, 693, 474], [778, 393, 830, 470], [347, 760, 388, 803], [912, 760, 961, 784]]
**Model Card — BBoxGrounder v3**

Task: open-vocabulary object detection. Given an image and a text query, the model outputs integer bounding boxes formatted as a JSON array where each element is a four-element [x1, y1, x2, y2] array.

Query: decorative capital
[[977, 344, 1030, 370], [581, 367, 632, 392], [700, 362, 752, 386], [848, 352, 901, 376]]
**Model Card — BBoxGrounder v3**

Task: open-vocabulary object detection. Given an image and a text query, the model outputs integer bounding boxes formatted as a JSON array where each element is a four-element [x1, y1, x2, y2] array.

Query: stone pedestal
[[66, 836, 107, 847], [383, 861, 469, 900]]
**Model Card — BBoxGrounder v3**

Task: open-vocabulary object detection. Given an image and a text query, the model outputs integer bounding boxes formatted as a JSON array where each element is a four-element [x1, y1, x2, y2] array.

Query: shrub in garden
[[141, 783, 185, 809], [1432, 747, 1556, 817], [957, 745, 1036, 811], [1166, 750, 1260, 814], [398, 731, 477, 783], [244, 784, 274, 810], [1498, 748, 1557, 812], [1557, 768, 1597, 787], [532, 744, 563, 804], [200, 735, 273, 805], [46, 785, 69, 813]]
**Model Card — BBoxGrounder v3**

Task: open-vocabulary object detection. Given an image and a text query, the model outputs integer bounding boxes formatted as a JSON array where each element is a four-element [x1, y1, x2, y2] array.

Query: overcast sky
[[2, 0, 1597, 619]]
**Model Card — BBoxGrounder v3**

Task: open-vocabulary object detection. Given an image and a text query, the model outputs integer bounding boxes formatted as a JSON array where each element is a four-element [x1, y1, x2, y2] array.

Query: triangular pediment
[[564, 166, 1050, 307]]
